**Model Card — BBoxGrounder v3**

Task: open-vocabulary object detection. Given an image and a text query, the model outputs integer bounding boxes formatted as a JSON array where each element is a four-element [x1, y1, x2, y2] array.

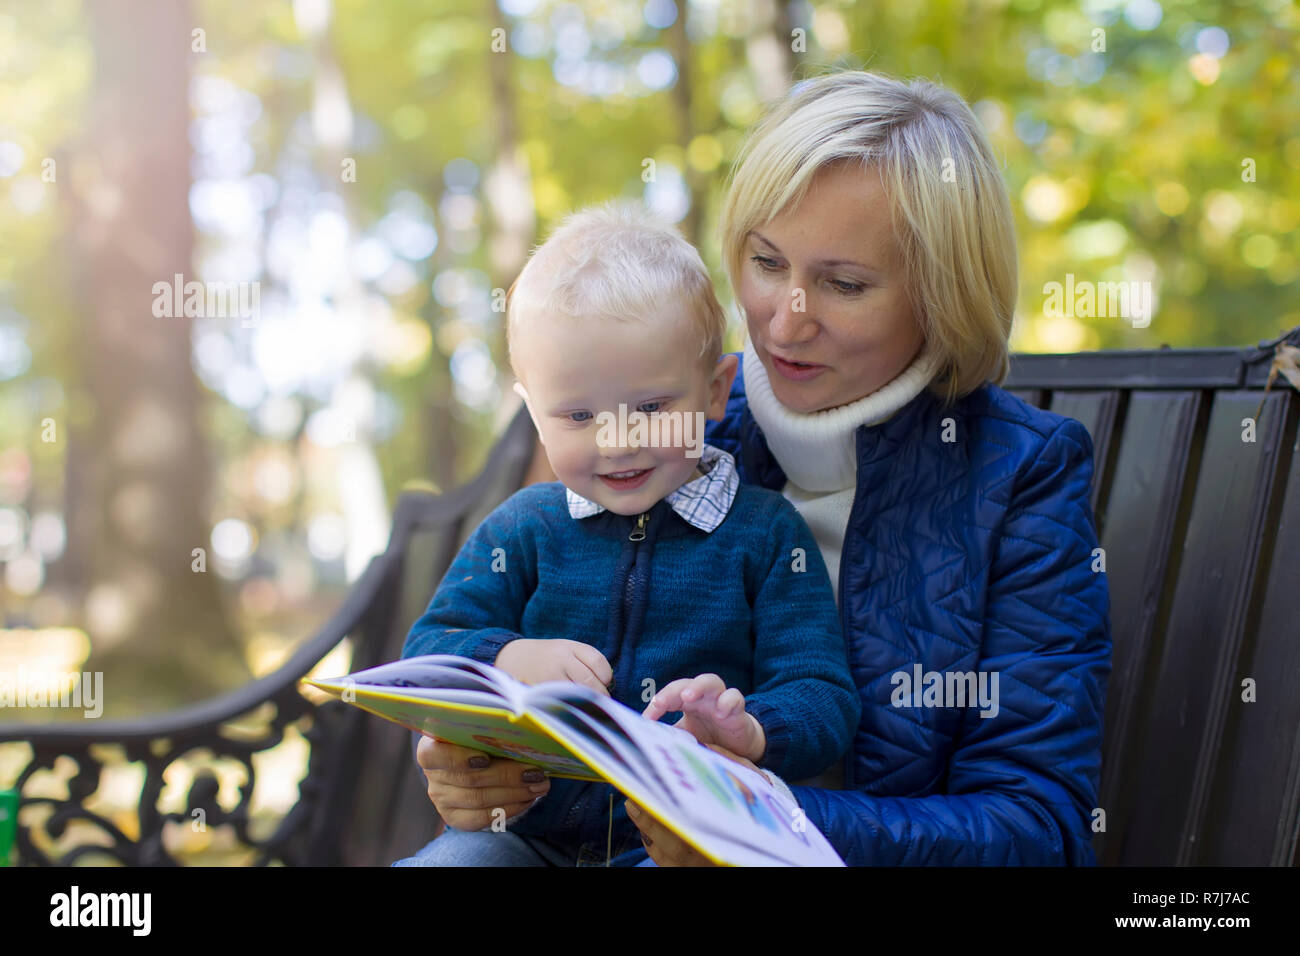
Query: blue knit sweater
[[401, 477, 860, 858]]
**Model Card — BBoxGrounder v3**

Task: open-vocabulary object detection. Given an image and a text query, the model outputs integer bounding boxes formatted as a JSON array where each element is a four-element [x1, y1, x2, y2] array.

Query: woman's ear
[[513, 380, 545, 444], [706, 354, 739, 422]]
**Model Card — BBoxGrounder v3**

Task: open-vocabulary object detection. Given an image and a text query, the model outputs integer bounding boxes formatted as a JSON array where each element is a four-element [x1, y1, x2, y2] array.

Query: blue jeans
[[391, 828, 655, 867]]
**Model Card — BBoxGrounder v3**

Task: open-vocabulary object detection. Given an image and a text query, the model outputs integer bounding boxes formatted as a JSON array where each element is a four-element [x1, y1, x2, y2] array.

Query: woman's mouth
[[769, 352, 828, 382], [598, 468, 653, 490]]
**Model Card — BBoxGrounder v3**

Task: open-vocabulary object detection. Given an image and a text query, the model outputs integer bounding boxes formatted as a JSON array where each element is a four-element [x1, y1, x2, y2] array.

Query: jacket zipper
[[629, 511, 649, 541], [839, 431, 862, 792]]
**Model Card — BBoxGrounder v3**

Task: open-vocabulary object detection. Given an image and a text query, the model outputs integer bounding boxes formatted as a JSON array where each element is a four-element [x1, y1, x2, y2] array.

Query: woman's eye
[[637, 401, 664, 414], [750, 255, 781, 273], [829, 278, 866, 295]]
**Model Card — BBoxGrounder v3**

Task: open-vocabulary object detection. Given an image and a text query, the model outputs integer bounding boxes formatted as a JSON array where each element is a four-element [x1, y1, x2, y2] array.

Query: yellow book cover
[[302, 678, 599, 780]]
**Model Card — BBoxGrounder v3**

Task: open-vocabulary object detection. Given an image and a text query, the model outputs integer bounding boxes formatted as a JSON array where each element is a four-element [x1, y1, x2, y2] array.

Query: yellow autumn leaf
[[1270, 344, 1300, 392]]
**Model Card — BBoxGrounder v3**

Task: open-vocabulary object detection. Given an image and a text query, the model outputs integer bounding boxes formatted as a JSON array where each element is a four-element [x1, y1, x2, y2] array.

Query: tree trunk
[[483, 0, 534, 451], [667, 3, 702, 249], [63, 0, 247, 712], [747, 0, 795, 105]]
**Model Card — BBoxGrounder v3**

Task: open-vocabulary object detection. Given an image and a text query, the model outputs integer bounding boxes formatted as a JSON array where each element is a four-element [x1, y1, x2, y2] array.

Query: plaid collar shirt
[[565, 443, 740, 533]]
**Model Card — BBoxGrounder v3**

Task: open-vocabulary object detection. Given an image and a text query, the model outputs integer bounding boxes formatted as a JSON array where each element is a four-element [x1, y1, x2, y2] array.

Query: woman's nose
[[767, 282, 818, 346]]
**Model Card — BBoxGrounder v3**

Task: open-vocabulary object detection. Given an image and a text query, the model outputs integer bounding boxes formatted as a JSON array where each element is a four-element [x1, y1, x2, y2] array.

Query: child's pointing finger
[[642, 677, 694, 719]]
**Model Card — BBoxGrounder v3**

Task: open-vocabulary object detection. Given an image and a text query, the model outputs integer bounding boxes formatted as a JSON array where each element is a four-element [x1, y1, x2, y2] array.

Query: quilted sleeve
[[791, 418, 1111, 865]]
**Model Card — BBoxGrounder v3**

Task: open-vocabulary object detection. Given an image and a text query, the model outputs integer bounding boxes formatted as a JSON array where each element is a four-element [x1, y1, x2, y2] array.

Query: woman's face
[[737, 162, 926, 414]]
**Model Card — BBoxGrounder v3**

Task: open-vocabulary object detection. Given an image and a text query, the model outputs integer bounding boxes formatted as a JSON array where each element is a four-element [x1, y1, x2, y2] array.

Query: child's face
[[513, 304, 737, 517]]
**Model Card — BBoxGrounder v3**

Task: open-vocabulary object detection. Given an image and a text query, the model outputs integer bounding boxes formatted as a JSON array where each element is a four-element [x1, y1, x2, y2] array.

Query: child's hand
[[495, 639, 612, 696], [642, 673, 765, 763]]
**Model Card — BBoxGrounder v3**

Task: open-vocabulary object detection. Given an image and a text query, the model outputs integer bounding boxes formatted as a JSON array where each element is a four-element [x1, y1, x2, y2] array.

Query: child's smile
[[598, 467, 655, 491]]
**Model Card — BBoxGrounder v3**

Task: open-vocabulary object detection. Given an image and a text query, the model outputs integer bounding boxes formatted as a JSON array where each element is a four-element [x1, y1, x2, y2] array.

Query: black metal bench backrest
[[345, 332, 1300, 867]]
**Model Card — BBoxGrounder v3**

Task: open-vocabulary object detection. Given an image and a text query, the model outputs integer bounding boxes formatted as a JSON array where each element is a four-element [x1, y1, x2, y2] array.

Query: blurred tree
[[1, 0, 1296, 715], [60, 0, 246, 705]]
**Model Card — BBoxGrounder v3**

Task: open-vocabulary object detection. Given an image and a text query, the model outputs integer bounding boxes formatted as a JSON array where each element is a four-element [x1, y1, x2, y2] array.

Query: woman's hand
[[415, 735, 551, 830], [624, 743, 764, 866]]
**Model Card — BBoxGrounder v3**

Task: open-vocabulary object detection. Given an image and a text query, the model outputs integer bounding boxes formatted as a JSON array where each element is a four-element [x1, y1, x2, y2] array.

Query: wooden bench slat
[[1048, 390, 1123, 517], [344, 727, 443, 867], [1201, 393, 1300, 865], [1005, 388, 1045, 409], [1091, 390, 1203, 864], [342, 523, 458, 865], [1007, 349, 1247, 389], [1117, 390, 1292, 865], [455, 406, 537, 551], [394, 530, 443, 653]]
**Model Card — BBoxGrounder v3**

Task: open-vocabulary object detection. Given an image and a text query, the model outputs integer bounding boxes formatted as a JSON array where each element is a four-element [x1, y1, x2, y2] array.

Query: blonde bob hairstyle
[[506, 200, 727, 379], [719, 70, 1017, 406]]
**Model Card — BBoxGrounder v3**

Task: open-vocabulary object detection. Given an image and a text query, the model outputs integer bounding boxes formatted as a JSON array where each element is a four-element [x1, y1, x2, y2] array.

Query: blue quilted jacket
[[705, 357, 1111, 866]]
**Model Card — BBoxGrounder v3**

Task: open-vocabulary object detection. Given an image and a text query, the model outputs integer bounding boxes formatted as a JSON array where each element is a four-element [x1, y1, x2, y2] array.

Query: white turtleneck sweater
[[742, 339, 943, 602]]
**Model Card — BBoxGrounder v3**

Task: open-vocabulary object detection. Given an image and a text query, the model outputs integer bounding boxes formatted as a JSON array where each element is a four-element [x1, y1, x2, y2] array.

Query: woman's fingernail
[[528, 782, 549, 794], [468, 755, 490, 769], [522, 769, 546, 783]]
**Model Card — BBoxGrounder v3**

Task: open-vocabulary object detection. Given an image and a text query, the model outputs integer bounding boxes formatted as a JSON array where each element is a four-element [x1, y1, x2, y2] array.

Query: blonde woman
[[411, 70, 1111, 867]]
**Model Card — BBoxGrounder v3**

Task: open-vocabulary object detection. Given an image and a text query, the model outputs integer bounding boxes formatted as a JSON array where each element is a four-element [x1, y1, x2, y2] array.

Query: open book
[[303, 655, 844, 867]]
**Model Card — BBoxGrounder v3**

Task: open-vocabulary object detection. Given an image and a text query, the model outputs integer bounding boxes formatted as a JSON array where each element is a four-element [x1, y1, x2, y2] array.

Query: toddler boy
[[401, 200, 859, 866]]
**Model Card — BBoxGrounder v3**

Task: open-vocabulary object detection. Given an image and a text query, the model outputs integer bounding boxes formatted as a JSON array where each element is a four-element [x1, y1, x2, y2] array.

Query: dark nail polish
[[522, 769, 546, 783], [468, 755, 490, 769]]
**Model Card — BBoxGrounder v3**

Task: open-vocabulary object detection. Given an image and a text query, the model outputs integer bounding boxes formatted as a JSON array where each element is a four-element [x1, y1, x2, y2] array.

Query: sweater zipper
[[569, 508, 653, 852], [616, 511, 651, 673], [622, 513, 649, 625]]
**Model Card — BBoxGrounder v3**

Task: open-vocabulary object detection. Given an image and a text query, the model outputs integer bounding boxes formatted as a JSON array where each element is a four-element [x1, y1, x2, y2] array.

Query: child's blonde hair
[[719, 70, 1017, 405], [507, 200, 727, 379]]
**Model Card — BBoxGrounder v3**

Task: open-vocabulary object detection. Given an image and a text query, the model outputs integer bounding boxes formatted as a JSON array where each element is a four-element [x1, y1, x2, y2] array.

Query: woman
[[408, 70, 1110, 866]]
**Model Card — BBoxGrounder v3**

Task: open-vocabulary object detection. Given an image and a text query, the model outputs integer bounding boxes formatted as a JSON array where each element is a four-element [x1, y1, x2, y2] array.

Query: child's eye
[[567, 411, 593, 423], [637, 400, 664, 414]]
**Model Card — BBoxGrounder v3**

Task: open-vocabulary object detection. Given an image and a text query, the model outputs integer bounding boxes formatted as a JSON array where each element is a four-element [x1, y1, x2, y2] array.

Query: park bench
[[3, 325, 1298, 866]]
